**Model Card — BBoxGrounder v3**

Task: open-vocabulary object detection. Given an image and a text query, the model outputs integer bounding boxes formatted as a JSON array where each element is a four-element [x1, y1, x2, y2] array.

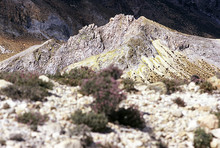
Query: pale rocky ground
[[0, 76, 220, 148]]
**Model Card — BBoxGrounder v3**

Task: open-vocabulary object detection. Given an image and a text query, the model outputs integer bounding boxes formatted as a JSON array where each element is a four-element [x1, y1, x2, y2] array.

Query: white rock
[[134, 140, 143, 147], [54, 139, 82, 148], [198, 115, 219, 130], [40, 122, 62, 135], [211, 129, 220, 139], [172, 110, 183, 118], [39, 75, 50, 82], [210, 138, 220, 148], [0, 79, 12, 89], [187, 120, 199, 132], [188, 82, 197, 91]]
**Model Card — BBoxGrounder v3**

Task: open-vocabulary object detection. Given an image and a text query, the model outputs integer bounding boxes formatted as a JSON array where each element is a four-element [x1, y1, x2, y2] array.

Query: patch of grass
[[199, 81, 217, 94], [17, 111, 48, 131], [50, 66, 95, 86], [0, 72, 53, 101], [193, 128, 212, 148], [173, 97, 186, 107], [71, 110, 108, 132], [109, 106, 145, 129], [121, 78, 137, 92]]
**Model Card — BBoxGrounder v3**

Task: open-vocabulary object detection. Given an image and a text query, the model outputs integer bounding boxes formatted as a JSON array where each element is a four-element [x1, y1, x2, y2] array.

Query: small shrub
[[0, 72, 53, 101], [71, 110, 108, 132], [109, 106, 145, 129], [173, 97, 186, 107], [199, 81, 217, 94], [121, 78, 137, 92], [162, 78, 183, 95], [97, 65, 123, 80], [0, 72, 53, 89], [50, 67, 95, 86], [80, 76, 126, 116], [1, 85, 50, 101], [17, 112, 48, 131], [193, 128, 212, 148], [68, 124, 93, 147]]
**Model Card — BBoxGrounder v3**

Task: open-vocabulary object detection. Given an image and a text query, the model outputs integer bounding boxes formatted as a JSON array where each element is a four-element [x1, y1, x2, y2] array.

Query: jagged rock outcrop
[[0, 39, 61, 73], [0, 0, 220, 61], [0, 14, 219, 82]]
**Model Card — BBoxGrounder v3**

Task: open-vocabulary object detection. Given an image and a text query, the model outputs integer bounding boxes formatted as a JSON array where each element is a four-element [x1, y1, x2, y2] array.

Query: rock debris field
[[0, 73, 220, 148]]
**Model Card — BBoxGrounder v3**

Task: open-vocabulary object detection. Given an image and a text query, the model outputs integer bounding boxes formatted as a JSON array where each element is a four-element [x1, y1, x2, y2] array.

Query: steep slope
[[0, 0, 220, 62], [0, 15, 219, 82]]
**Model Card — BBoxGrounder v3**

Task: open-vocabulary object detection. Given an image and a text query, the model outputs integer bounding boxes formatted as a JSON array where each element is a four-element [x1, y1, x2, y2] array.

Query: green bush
[[121, 78, 137, 92], [1, 85, 50, 101], [71, 110, 108, 132], [109, 106, 145, 129], [50, 66, 95, 86], [17, 111, 48, 131], [0, 72, 53, 89], [162, 78, 183, 95], [0, 72, 53, 101], [199, 81, 217, 94], [193, 128, 212, 148]]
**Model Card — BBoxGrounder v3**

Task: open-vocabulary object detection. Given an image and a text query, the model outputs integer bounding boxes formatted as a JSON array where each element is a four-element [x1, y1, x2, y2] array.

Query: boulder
[[198, 114, 219, 130]]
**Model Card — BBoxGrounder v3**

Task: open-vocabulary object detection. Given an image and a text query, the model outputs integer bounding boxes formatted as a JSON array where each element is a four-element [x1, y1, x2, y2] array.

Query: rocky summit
[[0, 14, 219, 82]]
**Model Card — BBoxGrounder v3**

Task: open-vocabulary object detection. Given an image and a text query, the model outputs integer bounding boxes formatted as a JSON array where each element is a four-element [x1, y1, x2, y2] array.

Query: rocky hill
[[0, 0, 220, 61], [0, 14, 219, 83]]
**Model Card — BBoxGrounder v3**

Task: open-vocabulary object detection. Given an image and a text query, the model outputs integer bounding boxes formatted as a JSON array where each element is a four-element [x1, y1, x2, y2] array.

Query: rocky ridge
[[1, 14, 219, 83], [0, 0, 220, 62]]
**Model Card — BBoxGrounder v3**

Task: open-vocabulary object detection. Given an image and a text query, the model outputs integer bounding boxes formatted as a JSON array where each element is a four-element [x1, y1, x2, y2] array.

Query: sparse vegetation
[[97, 65, 123, 80], [193, 128, 212, 148], [162, 78, 183, 95], [199, 81, 217, 94], [17, 112, 48, 131], [71, 110, 108, 132], [109, 106, 145, 129], [50, 66, 95, 86], [80, 66, 126, 116], [173, 97, 186, 107], [0, 72, 53, 101], [68, 124, 93, 147], [121, 78, 137, 92]]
